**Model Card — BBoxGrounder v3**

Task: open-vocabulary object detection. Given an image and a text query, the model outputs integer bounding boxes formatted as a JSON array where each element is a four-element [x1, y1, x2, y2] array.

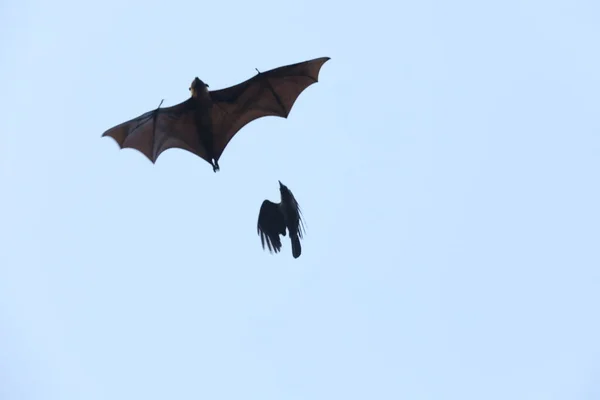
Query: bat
[[102, 57, 331, 172], [257, 181, 305, 258]]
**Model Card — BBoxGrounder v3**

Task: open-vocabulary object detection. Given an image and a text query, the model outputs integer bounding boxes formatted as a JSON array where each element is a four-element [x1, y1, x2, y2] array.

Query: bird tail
[[291, 234, 302, 258]]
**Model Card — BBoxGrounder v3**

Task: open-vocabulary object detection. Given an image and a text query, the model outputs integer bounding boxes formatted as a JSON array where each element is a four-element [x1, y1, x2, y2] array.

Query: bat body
[[257, 181, 305, 258], [102, 57, 330, 172]]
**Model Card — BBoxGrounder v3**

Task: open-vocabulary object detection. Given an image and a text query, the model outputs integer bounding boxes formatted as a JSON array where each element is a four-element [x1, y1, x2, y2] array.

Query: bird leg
[[212, 159, 220, 172]]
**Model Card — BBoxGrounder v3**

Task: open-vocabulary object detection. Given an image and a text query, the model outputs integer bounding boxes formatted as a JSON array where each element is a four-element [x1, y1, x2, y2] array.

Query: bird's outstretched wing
[[102, 98, 213, 165], [209, 56, 330, 161], [257, 200, 286, 254], [283, 187, 306, 239]]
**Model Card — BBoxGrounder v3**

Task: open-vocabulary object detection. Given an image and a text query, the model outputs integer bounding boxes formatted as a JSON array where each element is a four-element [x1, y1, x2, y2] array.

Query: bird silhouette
[[257, 181, 305, 258]]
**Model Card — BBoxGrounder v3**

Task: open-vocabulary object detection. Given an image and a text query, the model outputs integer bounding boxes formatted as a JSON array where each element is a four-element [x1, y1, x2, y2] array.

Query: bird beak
[[205, 83, 209, 88]]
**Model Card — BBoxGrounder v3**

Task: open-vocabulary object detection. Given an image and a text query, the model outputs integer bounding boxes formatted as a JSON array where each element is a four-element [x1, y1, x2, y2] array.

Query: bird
[[257, 181, 305, 259]]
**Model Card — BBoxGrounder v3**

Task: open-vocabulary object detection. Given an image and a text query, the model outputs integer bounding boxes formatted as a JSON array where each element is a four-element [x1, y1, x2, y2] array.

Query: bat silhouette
[[102, 57, 330, 172], [257, 181, 305, 259]]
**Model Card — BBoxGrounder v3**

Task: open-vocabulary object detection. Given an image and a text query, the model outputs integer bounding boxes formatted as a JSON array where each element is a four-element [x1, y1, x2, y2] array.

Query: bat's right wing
[[208, 56, 330, 161], [102, 98, 213, 165]]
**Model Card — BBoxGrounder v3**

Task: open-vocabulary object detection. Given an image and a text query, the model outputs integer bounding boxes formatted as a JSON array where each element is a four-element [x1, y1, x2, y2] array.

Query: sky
[[1, 0, 600, 398]]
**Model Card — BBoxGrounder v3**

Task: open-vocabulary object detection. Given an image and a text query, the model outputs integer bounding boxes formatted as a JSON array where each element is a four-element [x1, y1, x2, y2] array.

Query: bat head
[[189, 77, 209, 97]]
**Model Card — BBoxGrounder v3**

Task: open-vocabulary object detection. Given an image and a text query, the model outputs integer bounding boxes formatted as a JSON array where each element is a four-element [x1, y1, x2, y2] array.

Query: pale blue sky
[[2, 0, 600, 398]]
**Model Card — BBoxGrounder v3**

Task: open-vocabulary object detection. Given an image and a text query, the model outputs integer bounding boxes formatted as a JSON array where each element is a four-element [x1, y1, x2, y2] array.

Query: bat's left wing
[[208, 56, 330, 161], [102, 99, 213, 165]]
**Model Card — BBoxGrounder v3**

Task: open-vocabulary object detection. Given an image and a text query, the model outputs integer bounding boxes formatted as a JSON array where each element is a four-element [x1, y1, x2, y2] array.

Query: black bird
[[257, 181, 305, 258]]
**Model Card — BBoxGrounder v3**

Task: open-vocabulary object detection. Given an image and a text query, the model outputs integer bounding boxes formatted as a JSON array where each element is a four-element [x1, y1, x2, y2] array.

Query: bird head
[[189, 77, 209, 97], [278, 180, 289, 194]]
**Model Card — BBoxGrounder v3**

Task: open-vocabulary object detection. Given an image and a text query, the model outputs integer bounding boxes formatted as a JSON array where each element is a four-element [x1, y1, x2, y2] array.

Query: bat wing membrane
[[209, 56, 330, 161], [102, 99, 212, 164]]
